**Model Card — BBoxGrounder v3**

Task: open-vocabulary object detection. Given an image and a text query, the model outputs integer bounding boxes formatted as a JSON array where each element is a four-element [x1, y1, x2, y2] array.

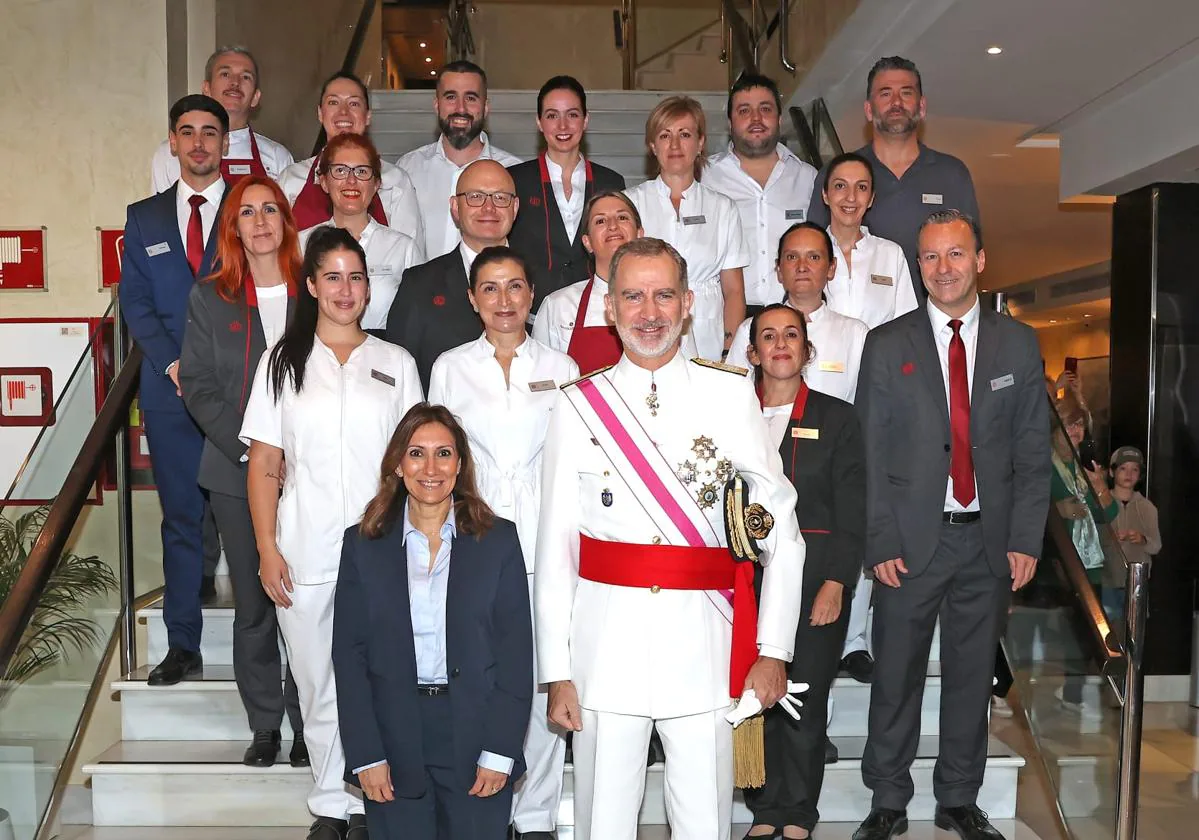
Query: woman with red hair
[[179, 175, 307, 770]]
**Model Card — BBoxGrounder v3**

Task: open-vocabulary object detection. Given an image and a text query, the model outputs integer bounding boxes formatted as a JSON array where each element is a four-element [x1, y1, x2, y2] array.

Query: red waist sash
[[578, 534, 759, 697]]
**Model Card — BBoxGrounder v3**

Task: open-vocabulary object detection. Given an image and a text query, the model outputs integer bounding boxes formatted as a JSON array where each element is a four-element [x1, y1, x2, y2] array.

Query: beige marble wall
[[0, 0, 169, 319]]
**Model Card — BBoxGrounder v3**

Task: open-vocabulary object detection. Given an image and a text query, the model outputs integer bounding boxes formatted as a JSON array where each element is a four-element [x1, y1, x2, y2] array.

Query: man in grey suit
[[851, 209, 1050, 840]]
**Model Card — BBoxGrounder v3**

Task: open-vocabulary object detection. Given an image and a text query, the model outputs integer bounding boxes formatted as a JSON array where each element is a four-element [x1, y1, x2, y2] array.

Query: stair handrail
[[446, 0, 477, 63], [778, 0, 795, 72], [310, 0, 380, 157], [788, 98, 842, 169]]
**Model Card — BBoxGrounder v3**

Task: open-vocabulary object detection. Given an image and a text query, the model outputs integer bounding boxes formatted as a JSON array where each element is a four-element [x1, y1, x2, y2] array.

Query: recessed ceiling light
[[989, 152, 1012, 158], [1049, 319, 1057, 324], [430, 70, 437, 76], [419, 41, 428, 48], [987, 46, 1003, 55], [1084, 314, 1092, 318], [424, 56, 432, 63]]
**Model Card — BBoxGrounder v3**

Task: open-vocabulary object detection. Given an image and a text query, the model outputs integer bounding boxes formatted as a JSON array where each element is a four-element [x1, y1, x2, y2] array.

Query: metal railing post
[[1115, 559, 1149, 840], [779, 0, 795, 72], [112, 292, 137, 677], [623, 0, 637, 90], [750, 0, 760, 68]]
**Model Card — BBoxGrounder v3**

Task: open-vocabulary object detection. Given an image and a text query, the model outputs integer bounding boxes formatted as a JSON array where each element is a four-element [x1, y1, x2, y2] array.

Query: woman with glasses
[[299, 133, 424, 333], [624, 96, 749, 360], [241, 226, 422, 840]]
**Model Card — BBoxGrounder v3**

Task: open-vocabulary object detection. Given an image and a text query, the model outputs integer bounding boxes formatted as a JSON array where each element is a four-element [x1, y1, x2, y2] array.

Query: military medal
[[646, 376, 659, 417], [601, 488, 613, 507]]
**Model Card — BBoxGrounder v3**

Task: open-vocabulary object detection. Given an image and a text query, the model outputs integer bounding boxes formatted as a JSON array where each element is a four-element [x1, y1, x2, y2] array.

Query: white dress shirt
[[702, 143, 818, 307], [151, 126, 294, 193], [395, 132, 522, 259], [239, 335, 423, 583], [825, 226, 918, 329], [726, 303, 868, 403], [299, 219, 425, 330], [625, 177, 750, 361], [255, 283, 288, 348], [545, 155, 587, 243], [927, 297, 981, 513], [763, 403, 792, 449], [175, 177, 225, 251], [277, 156, 425, 247], [428, 334, 578, 570]]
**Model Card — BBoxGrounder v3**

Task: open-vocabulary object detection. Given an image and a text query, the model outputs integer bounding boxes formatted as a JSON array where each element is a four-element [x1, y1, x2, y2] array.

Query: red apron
[[290, 155, 389, 230], [220, 127, 269, 187], [565, 278, 623, 374], [536, 153, 594, 271], [579, 535, 759, 697]]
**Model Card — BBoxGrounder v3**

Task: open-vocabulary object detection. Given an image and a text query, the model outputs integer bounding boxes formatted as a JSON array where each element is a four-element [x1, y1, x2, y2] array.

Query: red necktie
[[948, 319, 976, 506], [186, 193, 207, 277]]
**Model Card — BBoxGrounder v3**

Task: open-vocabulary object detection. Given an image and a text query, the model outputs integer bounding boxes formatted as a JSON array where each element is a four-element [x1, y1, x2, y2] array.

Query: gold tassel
[[732, 714, 766, 789]]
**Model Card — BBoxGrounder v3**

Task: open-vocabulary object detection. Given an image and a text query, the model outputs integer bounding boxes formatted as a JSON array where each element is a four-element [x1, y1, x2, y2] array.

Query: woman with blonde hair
[[624, 96, 749, 360]]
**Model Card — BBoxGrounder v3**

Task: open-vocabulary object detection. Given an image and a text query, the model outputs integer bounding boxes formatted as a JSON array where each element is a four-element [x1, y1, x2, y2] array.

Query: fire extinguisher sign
[[0, 228, 48, 291]]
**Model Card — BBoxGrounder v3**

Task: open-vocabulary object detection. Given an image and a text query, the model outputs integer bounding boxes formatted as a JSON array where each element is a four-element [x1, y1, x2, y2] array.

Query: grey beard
[[616, 319, 685, 359], [873, 112, 920, 137]]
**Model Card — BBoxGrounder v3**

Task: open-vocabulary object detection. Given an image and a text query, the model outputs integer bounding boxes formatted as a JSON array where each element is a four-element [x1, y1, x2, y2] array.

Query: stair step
[[370, 89, 730, 112], [376, 128, 731, 159], [82, 736, 1021, 827], [370, 107, 730, 136]]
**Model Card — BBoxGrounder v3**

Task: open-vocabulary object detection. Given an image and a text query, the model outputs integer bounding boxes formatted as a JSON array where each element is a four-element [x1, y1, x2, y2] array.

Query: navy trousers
[[363, 693, 513, 840], [142, 408, 206, 653]]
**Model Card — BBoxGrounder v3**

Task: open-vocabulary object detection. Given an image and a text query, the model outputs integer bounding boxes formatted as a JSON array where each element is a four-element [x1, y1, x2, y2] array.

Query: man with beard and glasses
[[806, 57, 979, 300], [704, 75, 817, 316], [536, 237, 806, 840], [397, 60, 521, 259]]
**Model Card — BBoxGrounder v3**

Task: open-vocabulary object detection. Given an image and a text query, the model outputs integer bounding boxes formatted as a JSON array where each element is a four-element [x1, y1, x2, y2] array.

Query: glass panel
[[1003, 395, 1128, 840]]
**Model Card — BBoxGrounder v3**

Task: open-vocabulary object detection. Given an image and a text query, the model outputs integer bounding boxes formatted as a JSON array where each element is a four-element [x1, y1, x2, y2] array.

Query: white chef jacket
[[299, 219, 425, 330], [825, 226, 918, 329], [726, 303, 868, 403], [394, 132, 522, 259], [239, 335, 422, 583], [545, 155, 587, 243], [702, 143, 818, 307], [151, 127, 294, 193], [277, 156, 425, 248], [428, 334, 579, 570], [625, 177, 749, 361], [532, 274, 700, 358], [928, 296, 982, 513], [535, 350, 805, 718]]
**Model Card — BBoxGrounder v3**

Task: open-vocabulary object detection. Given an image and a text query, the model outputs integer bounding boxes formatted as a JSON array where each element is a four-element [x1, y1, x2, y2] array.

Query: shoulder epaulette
[[690, 357, 749, 377], [560, 365, 615, 389]]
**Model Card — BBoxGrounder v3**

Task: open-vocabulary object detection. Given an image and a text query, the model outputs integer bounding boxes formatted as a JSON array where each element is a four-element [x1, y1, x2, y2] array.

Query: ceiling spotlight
[[987, 46, 1003, 55], [1049, 319, 1057, 324], [419, 41, 428, 48], [430, 70, 437, 76], [425, 56, 432, 63], [1084, 314, 1092, 318]]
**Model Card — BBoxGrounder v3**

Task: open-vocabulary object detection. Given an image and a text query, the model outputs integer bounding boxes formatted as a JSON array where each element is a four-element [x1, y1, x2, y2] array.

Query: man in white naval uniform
[[536, 237, 806, 840]]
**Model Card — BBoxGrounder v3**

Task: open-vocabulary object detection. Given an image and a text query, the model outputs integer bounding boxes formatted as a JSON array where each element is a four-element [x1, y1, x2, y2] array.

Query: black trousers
[[208, 491, 302, 733], [364, 693, 513, 840], [202, 497, 220, 578], [863, 520, 1010, 810], [743, 577, 851, 829]]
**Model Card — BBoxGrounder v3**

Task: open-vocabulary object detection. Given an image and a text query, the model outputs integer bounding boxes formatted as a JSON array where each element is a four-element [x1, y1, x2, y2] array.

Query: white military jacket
[[535, 349, 805, 717]]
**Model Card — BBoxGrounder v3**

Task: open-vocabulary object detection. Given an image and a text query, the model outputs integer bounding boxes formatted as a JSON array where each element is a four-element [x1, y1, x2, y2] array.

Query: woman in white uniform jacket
[[819, 152, 918, 329], [727, 222, 868, 404], [428, 246, 577, 836], [241, 226, 422, 839], [298, 133, 424, 331], [624, 96, 748, 361]]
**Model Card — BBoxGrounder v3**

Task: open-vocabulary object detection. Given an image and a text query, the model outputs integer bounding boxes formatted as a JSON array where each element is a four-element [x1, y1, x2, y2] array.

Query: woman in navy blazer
[[333, 402, 534, 840]]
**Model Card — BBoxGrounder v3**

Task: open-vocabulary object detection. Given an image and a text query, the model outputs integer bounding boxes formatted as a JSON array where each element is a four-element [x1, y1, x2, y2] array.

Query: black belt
[[942, 511, 981, 524], [416, 684, 449, 696]]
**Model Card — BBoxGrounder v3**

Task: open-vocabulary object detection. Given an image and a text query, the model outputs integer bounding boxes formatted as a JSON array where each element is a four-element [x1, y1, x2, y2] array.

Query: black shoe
[[346, 813, 369, 840], [824, 736, 839, 764], [199, 574, 218, 603], [307, 816, 347, 840], [147, 648, 203, 686], [741, 829, 782, 839], [851, 807, 907, 840], [242, 729, 281, 767], [934, 804, 1006, 840], [513, 832, 557, 840], [290, 731, 310, 767], [840, 650, 875, 684]]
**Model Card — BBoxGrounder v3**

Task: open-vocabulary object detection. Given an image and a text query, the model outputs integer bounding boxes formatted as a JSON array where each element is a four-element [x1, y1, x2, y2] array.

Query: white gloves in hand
[[725, 681, 810, 728]]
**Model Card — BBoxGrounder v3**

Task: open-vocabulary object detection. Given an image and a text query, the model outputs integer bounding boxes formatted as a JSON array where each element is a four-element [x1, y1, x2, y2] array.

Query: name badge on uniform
[[818, 360, 846, 373], [922, 193, 944, 205], [682, 215, 707, 226], [785, 209, 805, 220], [370, 369, 395, 387], [227, 164, 252, 175], [146, 242, 170, 257], [368, 264, 394, 277], [990, 373, 1015, 391], [792, 427, 820, 440], [528, 379, 556, 392], [870, 274, 893, 286]]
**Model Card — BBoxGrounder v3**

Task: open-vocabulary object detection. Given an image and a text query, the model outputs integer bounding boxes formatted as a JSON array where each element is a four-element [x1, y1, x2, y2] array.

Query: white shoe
[[990, 696, 1014, 718], [1054, 686, 1103, 721]]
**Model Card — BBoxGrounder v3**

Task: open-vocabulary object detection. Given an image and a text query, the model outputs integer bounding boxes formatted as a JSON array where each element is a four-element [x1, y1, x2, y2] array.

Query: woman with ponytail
[[239, 225, 422, 840], [333, 403, 533, 840]]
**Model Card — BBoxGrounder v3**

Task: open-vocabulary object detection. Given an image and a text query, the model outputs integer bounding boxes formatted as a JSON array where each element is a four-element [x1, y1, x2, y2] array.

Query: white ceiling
[[800, 0, 1199, 290]]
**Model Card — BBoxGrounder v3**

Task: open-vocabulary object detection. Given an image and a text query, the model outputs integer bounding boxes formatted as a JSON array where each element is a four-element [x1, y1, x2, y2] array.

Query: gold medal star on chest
[[676, 437, 734, 510]]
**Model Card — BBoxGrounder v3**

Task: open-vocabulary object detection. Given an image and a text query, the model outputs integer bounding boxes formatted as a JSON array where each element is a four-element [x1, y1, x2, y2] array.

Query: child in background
[[1106, 446, 1161, 619]]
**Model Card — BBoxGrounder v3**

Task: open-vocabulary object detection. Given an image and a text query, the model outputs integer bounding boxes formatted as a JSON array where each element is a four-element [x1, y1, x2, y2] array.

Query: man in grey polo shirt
[[808, 56, 979, 300]]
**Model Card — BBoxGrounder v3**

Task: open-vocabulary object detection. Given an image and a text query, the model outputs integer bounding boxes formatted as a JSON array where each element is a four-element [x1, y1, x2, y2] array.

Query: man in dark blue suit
[[119, 94, 229, 685]]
